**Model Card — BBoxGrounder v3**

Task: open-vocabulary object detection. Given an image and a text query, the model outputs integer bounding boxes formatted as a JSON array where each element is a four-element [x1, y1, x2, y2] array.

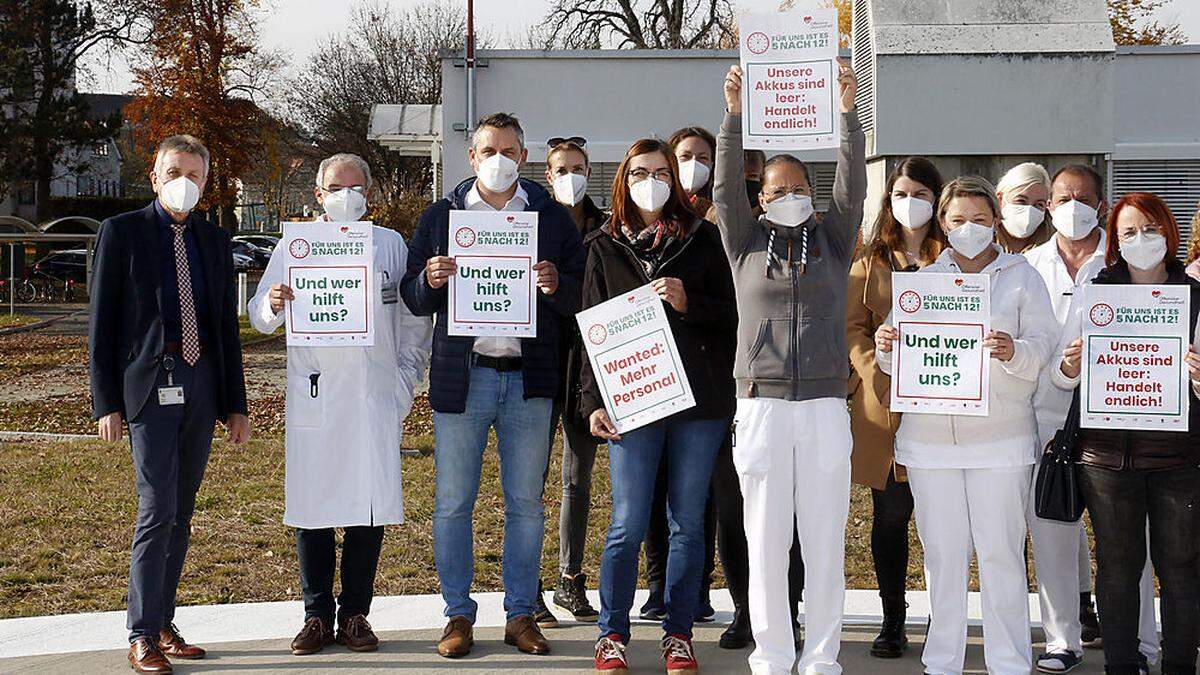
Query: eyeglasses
[[763, 186, 810, 200], [548, 136, 587, 148], [1118, 223, 1164, 241], [628, 168, 673, 183], [320, 185, 367, 194]]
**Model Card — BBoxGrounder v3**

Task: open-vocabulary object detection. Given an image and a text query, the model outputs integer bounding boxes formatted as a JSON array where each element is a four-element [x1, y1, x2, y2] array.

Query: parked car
[[231, 251, 256, 272], [233, 235, 280, 253], [230, 240, 270, 270], [33, 249, 88, 284]]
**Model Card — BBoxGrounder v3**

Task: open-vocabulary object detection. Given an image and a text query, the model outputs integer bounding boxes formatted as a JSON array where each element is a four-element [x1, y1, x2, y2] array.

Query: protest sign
[[1080, 284, 1190, 430], [576, 283, 696, 433], [448, 210, 538, 338], [890, 272, 991, 416], [738, 8, 839, 150], [283, 221, 373, 347]]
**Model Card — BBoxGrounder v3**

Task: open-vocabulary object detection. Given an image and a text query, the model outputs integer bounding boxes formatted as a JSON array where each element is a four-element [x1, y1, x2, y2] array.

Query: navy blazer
[[89, 202, 248, 422], [400, 178, 587, 413]]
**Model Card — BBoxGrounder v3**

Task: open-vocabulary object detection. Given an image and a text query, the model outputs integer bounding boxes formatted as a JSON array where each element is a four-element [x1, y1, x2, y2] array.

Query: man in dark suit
[[89, 134, 251, 674]]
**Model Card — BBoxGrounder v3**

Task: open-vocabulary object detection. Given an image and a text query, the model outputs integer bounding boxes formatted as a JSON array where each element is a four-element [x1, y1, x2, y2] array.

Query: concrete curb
[[0, 308, 86, 336], [0, 430, 95, 442]]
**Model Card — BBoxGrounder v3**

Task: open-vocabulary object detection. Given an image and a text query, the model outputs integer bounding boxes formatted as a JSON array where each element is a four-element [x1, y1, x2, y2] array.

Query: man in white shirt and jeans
[[1025, 164, 1159, 673], [401, 112, 587, 660]]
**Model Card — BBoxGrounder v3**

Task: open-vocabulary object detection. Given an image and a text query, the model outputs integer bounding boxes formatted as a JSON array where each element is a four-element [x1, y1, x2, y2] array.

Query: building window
[[93, 143, 109, 157]]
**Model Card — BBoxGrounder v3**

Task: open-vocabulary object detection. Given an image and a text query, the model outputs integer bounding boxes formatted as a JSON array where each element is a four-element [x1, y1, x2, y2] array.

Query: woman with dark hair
[[667, 126, 718, 222], [845, 156, 945, 658], [634, 126, 722, 627], [583, 139, 737, 674], [1053, 192, 1200, 675]]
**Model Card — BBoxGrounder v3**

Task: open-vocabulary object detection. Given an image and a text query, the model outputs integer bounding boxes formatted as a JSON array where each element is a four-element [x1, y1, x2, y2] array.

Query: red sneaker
[[662, 633, 698, 674], [594, 633, 629, 673]]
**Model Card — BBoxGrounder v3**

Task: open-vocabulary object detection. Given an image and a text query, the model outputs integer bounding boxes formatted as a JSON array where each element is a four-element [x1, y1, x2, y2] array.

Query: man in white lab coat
[[249, 153, 432, 656]]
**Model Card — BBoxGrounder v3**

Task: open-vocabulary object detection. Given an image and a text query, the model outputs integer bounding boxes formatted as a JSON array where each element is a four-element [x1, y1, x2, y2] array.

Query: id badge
[[382, 280, 398, 305], [158, 386, 185, 406]]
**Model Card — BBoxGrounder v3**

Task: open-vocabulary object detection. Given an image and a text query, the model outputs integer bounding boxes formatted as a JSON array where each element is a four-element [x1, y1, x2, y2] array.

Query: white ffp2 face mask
[[630, 177, 672, 213], [475, 153, 519, 193], [552, 172, 588, 207], [765, 194, 814, 228], [891, 196, 933, 230], [159, 176, 201, 214], [1051, 200, 1099, 241], [947, 221, 995, 259], [322, 188, 368, 222], [1001, 203, 1045, 239], [678, 159, 711, 195], [1119, 231, 1168, 271]]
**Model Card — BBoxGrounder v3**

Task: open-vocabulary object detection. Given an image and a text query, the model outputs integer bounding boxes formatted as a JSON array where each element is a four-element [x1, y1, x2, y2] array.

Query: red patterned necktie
[[170, 222, 201, 366]]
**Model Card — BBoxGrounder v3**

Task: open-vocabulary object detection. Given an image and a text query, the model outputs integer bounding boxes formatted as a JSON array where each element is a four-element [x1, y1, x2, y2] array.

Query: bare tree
[[547, 0, 735, 49], [286, 0, 481, 233]]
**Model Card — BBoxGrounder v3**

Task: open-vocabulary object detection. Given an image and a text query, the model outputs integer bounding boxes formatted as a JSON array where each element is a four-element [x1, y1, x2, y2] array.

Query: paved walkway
[[0, 589, 1128, 673], [0, 623, 1111, 674]]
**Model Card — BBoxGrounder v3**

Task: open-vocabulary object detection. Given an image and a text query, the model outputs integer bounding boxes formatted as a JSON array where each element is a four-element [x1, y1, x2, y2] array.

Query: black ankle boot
[[870, 594, 908, 658], [719, 607, 753, 649]]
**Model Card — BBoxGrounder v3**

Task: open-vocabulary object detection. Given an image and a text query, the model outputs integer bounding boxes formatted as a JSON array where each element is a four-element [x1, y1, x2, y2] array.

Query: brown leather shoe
[[128, 637, 173, 673], [437, 616, 474, 658], [505, 614, 551, 655], [157, 623, 205, 660], [291, 616, 335, 656], [336, 614, 380, 652]]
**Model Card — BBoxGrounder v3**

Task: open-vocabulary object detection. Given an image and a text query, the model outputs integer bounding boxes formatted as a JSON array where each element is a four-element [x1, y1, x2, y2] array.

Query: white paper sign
[[448, 210, 538, 338], [738, 8, 839, 150], [283, 221, 374, 347], [1080, 284, 1190, 431], [890, 272, 991, 416], [576, 284, 696, 433]]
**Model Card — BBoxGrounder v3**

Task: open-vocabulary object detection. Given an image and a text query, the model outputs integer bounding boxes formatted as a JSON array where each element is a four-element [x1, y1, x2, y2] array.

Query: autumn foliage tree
[[1107, 0, 1187, 45], [126, 0, 278, 231]]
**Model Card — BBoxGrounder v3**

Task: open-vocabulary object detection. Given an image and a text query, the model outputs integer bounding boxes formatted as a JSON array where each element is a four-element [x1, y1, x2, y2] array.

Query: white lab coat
[[249, 220, 433, 529]]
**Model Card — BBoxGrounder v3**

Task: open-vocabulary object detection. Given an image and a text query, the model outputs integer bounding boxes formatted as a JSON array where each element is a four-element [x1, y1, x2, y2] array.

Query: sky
[[80, 0, 1200, 94]]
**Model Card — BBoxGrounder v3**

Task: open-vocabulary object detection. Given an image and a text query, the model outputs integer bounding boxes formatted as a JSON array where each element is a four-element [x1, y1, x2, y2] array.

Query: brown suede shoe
[[291, 616, 335, 656], [157, 623, 205, 660], [128, 637, 173, 673], [505, 614, 551, 655], [336, 614, 380, 652], [437, 616, 474, 658]]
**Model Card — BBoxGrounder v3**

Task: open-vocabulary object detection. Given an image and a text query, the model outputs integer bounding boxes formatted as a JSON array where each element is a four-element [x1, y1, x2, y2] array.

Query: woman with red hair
[[1051, 191, 1200, 675]]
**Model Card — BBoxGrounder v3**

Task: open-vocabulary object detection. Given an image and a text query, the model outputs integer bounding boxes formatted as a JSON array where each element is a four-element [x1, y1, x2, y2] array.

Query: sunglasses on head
[[547, 136, 587, 148]]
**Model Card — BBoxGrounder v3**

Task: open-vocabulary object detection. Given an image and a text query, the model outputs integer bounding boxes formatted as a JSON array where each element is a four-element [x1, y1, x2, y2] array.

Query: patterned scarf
[[620, 219, 682, 276]]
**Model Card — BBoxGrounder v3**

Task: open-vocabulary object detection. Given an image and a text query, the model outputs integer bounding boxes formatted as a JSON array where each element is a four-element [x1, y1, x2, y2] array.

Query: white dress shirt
[[1024, 229, 1108, 435], [464, 182, 529, 359]]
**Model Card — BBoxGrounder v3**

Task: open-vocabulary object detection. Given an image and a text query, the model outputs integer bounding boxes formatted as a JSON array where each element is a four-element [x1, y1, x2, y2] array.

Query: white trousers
[[1027, 451, 1161, 661], [733, 397, 851, 675], [909, 465, 1033, 675]]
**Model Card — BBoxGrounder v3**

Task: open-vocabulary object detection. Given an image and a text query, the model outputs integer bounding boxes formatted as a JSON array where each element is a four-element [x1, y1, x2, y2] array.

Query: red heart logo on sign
[[340, 226, 348, 232], [628, 295, 636, 303], [804, 15, 812, 22], [954, 278, 964, 286], [506, 215, 515, 222], [1152, 289, 1162, 297]]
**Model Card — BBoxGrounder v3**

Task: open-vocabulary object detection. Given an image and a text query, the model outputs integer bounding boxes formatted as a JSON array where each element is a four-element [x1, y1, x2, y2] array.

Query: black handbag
[[1034, 389, 1086, 522]]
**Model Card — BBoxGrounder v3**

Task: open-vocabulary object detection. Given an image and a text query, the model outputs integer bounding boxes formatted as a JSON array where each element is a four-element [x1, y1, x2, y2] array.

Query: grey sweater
[[713, 110, 866, 401]]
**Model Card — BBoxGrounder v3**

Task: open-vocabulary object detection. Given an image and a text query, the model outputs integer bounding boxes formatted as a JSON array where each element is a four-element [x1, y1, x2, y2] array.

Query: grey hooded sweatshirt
[[713, 109, 866, 402]]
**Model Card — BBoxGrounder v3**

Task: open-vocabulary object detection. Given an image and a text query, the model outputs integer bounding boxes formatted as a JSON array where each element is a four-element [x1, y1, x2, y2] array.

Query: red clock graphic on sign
[[454, 227, 476, 248], [746, 31, 770, 54], [289, 238, 310, 259], [898, 290, 922, 314], [587, 324, 608, 345], [1089, 303, 1114, 327]]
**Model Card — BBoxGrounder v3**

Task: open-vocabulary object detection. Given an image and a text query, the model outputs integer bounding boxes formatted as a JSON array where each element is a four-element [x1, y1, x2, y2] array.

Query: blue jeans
[[598, 416, 728, 642], [432, 366, 553, 622]]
